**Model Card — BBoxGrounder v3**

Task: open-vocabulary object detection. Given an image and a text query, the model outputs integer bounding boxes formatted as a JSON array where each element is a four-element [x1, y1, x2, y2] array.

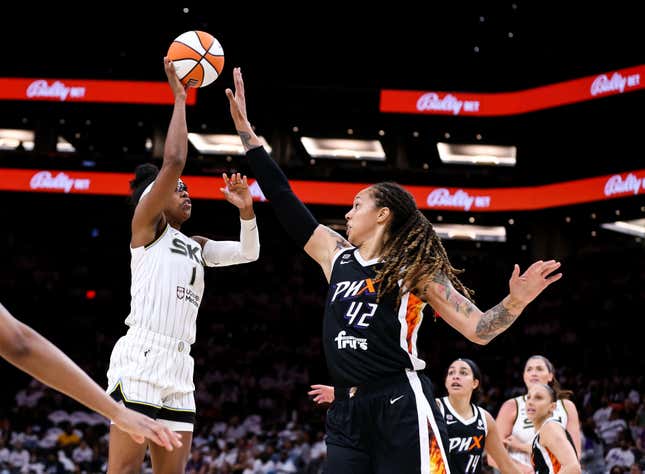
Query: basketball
[[166, 31, 224, 88]]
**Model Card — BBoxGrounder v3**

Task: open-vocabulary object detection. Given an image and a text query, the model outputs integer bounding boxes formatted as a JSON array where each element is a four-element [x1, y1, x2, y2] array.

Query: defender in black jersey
[[527, 384, 580, 474], [227, 67, 564, 474]]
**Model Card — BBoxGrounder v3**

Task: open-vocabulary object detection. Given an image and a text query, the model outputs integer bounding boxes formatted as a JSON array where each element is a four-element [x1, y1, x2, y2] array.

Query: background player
[[492, 355, 581, 474]]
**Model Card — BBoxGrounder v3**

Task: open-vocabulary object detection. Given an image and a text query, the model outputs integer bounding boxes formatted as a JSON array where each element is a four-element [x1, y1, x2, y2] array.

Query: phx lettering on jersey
[[448, 434, 484, 453], [331, 278, 381, 330], [330, 277, 379, 302]]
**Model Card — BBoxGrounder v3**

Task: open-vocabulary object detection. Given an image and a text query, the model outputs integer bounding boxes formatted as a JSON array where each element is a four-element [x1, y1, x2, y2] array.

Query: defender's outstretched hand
[[113, 405, 183, 450], [508, 260, 562, 308], [226, 67, 261, 150], [226, 67, 248, 127]]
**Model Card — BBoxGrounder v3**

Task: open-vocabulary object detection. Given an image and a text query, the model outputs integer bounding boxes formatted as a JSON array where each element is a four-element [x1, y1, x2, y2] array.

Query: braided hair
[[369, 182, 472, 304]]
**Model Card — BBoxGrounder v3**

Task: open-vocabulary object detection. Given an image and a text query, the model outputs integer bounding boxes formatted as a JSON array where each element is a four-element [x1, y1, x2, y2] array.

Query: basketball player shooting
[[104, 58, 259, 474]]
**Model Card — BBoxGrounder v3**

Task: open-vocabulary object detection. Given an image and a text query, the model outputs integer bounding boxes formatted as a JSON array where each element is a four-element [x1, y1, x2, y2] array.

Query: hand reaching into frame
[[220, 172, 253, 210], [308, 384, 335, 405]]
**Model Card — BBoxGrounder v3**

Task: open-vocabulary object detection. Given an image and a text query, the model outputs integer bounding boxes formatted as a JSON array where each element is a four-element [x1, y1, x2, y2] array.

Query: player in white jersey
[[105, 57, 260, 474], [490, 356, 581, 474]]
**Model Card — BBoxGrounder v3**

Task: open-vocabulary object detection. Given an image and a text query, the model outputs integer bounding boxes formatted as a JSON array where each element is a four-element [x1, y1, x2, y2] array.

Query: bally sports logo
[[416, 93, 480, 115], [30, 171, 90, 193], [604, 173, 643, 196], [426, 188, 491, 211], [590, 72, 640, 96], [26, 80, 86, 101]]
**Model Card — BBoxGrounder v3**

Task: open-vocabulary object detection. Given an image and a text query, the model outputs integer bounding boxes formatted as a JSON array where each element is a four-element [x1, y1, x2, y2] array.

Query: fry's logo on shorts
[[176, 286, 201, 307], [334, 330, 368, 350]]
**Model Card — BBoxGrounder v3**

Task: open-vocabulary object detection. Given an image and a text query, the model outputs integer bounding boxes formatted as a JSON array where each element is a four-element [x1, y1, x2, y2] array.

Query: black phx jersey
[[323, 248, 428, 386], [437, 397, 488, 474]]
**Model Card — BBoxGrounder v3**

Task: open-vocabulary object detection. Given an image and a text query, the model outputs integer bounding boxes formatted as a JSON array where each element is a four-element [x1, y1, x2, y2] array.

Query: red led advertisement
[[0, 78, 197, 105], [1, 168, 643, 212], [380, 65, 644, 116]]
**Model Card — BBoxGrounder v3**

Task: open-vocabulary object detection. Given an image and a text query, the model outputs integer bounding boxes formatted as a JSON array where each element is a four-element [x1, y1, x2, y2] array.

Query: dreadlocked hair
[[370, 182, 473, 305]]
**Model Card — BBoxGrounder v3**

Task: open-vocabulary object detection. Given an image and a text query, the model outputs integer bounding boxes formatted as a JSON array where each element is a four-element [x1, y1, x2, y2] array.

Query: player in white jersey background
[[105, 57, 260, 474], [491, 355, 581, 474]]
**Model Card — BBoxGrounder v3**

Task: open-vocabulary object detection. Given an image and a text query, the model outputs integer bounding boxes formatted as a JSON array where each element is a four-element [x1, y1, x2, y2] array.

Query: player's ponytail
[[130, 164, 159, 205]]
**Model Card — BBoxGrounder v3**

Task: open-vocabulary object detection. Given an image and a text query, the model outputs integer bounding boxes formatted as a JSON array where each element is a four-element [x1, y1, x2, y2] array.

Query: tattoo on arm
[[324, 227, 351, 251], [428, 273, 476, 318], [238, 131, 253, 150], [475, 301, 519, 341]]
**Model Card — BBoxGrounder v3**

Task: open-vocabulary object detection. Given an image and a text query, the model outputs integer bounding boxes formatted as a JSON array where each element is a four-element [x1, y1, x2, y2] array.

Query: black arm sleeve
[[246, 146, 319, 247]]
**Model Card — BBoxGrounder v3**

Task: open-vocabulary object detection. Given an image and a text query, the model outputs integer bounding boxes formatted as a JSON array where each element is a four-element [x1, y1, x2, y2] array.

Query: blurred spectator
[[605, 431, 635, 472], [581, 418, 606, 474]]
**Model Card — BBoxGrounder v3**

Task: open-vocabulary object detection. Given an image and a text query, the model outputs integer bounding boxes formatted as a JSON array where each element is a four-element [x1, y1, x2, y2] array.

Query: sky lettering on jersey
[[170, 238, 205, 265]]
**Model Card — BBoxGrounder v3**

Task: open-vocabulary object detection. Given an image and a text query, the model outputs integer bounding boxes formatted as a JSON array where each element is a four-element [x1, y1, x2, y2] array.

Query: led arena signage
[[380, 65, 644, 116], [1, 168, 643, 212]]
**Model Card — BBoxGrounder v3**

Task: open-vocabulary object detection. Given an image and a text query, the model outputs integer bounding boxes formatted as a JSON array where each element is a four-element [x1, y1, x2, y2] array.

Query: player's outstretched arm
[[0, 302, 182, 451], [419, 261, 562, 344], [226, 67, 351, 280]]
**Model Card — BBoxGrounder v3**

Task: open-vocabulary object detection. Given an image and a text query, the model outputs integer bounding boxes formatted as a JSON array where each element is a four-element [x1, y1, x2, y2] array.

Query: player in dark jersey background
[[226, 67, 563, 473], [527, 384, 580, 474], [437, 358, 521, 474]]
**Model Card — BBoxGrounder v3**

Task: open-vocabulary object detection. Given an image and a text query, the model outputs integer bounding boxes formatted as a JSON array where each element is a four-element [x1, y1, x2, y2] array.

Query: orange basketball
[[166, 31, 224, 88]]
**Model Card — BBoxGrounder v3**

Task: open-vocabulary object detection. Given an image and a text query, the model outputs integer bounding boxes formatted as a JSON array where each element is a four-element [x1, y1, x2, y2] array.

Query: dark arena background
[[1, 3, 643, 473]]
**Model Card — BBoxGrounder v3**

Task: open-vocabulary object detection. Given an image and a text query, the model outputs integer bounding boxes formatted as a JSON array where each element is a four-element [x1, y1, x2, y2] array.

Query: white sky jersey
[[124, 224, 205, 344], [511, 395, 568, 466]]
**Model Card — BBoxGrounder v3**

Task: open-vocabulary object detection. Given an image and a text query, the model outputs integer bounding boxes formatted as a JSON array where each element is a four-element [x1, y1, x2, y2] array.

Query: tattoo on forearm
[[476, 301, 519, 341], [324, 227, 351, 250], [429, 273, 475, 318], [238, 131, 252, 150]]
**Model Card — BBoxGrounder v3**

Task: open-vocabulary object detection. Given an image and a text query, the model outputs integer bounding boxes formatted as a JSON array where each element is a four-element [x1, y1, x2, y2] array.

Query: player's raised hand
[[163, 57, 188, 97], [508, 260, 562, 308], [220, 172, 253, 209]]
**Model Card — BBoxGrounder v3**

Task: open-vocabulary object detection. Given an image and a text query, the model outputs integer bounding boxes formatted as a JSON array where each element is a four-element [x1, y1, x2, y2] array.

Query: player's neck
[[357, 234, 385, 261], [534, 417, 547, 432], [448, 394, 474, 418]]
